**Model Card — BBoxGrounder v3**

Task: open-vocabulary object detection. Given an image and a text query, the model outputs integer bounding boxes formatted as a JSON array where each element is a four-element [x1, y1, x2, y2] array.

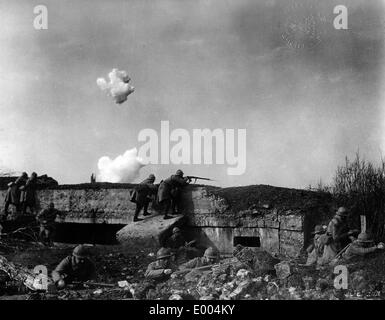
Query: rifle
[[71, 281, 116, 288], [330, 243, 352, 265], [186, 176, 214, 184], [173, 263, 218, 276]]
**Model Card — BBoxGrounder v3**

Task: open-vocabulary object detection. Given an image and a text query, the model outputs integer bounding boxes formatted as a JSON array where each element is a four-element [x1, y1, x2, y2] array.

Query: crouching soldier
[[341, 232, 385, 261], [318, 207, 357, 265], [36, 202, 65, 246], [179, 247, 220, 270], [52, 245, 96, 289], [306, 225, 327, 266], [145, 248, 177, 282]]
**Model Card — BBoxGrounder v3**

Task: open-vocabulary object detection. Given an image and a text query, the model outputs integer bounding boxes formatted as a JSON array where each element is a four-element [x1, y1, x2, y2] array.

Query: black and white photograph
[[1, 0, 385, 308]]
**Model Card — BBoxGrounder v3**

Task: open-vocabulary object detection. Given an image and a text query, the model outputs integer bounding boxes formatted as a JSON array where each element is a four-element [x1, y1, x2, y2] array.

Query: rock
[[236, 269, 250, 279], [274, 261, 292, 279], [350, 270, 368, 292], [228, 280, 254, 300], [316, 279, 330, 292], [233, 246, 279, 276]]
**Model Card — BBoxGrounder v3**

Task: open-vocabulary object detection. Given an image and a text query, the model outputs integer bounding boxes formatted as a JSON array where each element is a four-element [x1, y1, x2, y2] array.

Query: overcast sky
[[0, 0, 385, 188]]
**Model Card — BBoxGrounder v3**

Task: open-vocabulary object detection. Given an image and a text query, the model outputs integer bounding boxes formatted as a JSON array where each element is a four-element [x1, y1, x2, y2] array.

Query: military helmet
[[175, 169, 184, 177], [172, 227, 181, 234], [204, 247, 219, 259], [148, 174, 155, 181], [336, 207, 349, 217], [156, 247, 172, 260], [357, 232, 374, 243], [312, 225, 325, 235], [73, 245, 89, 258]]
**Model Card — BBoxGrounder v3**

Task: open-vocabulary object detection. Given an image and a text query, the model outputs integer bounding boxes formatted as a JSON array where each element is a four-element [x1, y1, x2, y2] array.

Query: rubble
[[1, 236, 385, 300]]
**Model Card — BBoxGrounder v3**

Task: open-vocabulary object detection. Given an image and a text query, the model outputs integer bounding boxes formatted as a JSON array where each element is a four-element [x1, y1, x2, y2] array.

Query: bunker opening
[[233, 236, 261, 247], [54, 223, 126, 245]]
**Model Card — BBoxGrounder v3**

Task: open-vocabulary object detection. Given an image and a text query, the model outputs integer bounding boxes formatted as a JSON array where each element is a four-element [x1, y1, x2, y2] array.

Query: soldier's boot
[[133, 205, 143, 222], [163, 200, 172, 219], [143, 202, 151, 216]]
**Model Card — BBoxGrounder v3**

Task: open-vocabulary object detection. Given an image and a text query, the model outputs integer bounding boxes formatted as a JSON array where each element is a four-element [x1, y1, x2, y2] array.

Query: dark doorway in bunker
[[54, 223, 126, 245], [233, 236, 261, 247]]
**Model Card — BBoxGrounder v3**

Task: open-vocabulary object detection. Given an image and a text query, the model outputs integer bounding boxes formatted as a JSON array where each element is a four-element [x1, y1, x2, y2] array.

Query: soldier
[[20, 172, 38, 215], [165, 227, 186, 250], [341, 232, 385, 261], [3, 172, 28, 220], [318, 207, 357, 265], [157, 170, 191, 219], [132, 174, 158, 222], [179, 247, 220, 270], [52, 245, 96, 289], [36, 202, 65, 246], [306, 225, 327, 266], [145, 247, 177, 282]]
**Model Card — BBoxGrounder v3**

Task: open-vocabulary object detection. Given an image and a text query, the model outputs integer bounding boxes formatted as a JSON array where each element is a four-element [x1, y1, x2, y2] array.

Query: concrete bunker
[[0, 182, 333, 257]]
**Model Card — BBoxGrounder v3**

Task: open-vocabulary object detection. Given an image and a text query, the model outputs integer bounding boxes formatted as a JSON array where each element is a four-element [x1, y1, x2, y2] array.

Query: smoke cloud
[[97, 148, 145, 183], [96, 68, 135, 104]]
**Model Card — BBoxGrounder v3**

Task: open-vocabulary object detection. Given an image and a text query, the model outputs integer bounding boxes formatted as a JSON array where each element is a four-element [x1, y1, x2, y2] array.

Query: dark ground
[[1, 237, 385, 300]]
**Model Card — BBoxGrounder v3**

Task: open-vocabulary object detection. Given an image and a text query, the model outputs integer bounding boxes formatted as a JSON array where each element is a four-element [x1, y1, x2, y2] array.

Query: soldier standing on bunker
[[318, 207, 357, 265], [36, 202, 65, 246], [2, 172, 28, 220], [179, 247, 220, 270], [340, 232, 385, 261], [20, 172, 38, 215], [306, 225, 327, 266], [157, 170, 191, 220], [131, 174, 158, 222], [52, 245, 96, 289], [145, 247, 177, 282]]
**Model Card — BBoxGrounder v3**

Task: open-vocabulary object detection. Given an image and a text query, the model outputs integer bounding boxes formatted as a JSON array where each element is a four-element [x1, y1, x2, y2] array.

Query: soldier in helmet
[[318, 207, 358, 265], [145, 247, 177, 281], [36, 202, 65, 246], [52, 244, 96, 289], [20, 172, 38, 215], [157, 170, 191, 219], [341, 232, 385, 261], [131, 174, 158, 222], [2, 172, 28, 220], [165, 227, 186, 249], [306, 225, 327, 266], [179, 247, 220, 270]]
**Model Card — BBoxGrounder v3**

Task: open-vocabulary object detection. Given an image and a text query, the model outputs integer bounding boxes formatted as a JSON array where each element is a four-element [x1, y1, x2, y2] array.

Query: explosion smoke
[[97, 148, 145, 183], [96, 68, 135, 104]]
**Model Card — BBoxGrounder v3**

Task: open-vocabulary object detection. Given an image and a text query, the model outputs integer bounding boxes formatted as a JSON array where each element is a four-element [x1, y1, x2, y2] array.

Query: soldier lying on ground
[[52, 245, 96, 289], [145, 247, 177, 282], [340, 232, 385, 262], [36, 202, 65, 246], [178, 247, 220, 270], [306, 225, 327, 266]]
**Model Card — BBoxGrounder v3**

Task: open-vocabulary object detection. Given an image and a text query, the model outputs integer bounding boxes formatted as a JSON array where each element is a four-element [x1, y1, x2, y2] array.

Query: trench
[[54, 223, 126, 245]]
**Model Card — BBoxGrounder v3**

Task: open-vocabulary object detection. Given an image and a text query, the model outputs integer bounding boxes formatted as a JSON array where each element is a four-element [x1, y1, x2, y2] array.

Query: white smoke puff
[[97, 148, 145, 183], [96, 68, 135, 104]]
